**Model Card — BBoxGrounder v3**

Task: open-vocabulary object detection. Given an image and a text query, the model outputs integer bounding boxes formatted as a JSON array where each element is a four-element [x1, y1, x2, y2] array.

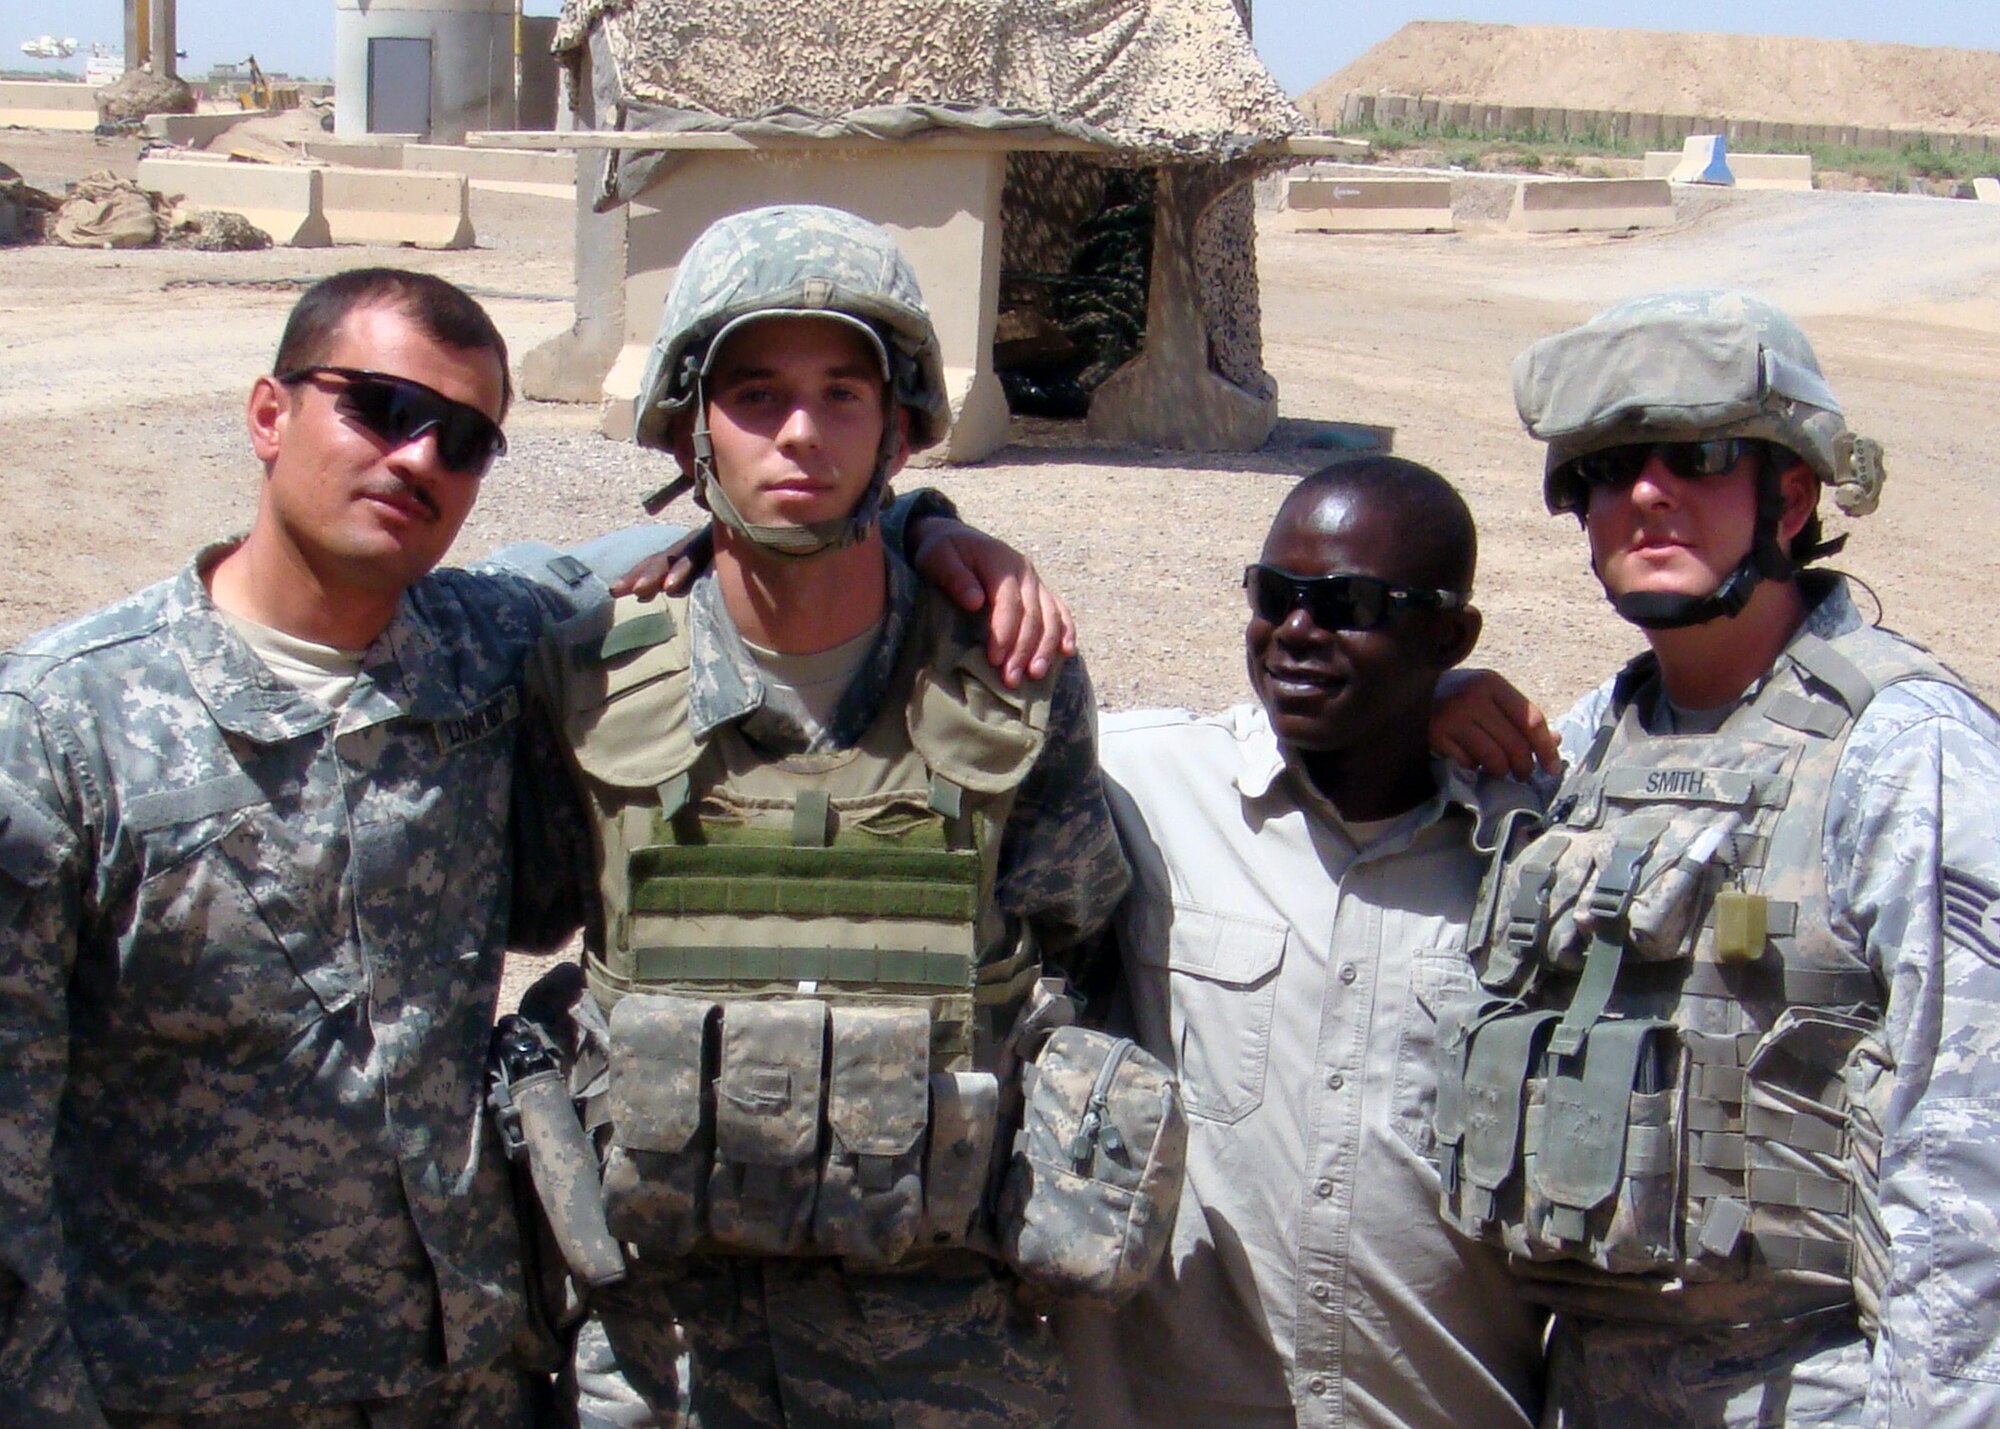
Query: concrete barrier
[[1974, 177, 2000, 203], [406, 143, 575, 197], [143, 110, 267, 147], [1668, 135, 1733, 185], [302, 138, 413, 169], [1507, 177, 1675, 233], [134, 156, 331, 246], [0, 80, 99, 132], [320, 167, 473, 248], [1277, 176, 1453, 233], [1646, 150, 1814, 189]]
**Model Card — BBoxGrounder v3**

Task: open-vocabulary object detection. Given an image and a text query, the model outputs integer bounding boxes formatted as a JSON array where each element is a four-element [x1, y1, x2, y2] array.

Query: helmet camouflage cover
[[633, 204, 951, 556], [1512, 289, 1886, 520]]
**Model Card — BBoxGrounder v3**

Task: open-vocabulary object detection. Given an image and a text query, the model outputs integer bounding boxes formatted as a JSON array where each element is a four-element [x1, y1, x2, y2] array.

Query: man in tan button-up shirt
[[1056, 456, 1547, 1428]]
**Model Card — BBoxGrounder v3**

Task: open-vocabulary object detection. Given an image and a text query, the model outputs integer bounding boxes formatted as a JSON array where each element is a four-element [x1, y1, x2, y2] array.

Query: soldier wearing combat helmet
[[1433, 291, 2000, 1424], [522, 205, 1171, 1428]]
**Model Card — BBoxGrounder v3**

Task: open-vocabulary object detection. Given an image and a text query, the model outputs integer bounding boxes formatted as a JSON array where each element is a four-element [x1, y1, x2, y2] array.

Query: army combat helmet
[[1512, 290, 1887, 629], [633, 204, 951, 557]]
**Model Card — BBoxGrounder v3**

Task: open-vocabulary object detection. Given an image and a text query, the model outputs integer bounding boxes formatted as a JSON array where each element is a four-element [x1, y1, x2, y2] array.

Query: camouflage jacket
[[1548, 577, 2000, 1423], [0, 549, 584, 1424]]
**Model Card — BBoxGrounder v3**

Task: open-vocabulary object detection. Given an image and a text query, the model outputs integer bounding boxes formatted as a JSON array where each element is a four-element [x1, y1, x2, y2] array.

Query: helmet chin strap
[[1612, 555, 1765, 629], [1603, 464, 1798, 630], [687, 372, 899, 559]]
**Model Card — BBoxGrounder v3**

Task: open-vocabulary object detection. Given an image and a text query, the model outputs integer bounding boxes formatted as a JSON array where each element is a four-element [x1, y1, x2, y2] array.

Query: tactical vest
[[543, 586, 1057, 1263], [1436, 620, 1952, 1325]]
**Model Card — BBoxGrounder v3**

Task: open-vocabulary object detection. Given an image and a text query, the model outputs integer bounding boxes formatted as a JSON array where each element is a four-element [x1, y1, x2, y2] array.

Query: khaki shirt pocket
[[1131, 896, 1286, 1125]]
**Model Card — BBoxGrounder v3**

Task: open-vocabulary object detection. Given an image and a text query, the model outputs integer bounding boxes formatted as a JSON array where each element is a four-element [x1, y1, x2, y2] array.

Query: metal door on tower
[[367, 36, 431, 135]]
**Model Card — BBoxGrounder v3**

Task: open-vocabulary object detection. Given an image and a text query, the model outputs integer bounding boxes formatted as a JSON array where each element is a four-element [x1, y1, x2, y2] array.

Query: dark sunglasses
[[1243, 564, 1467, 632], [1560, 438, 1759, 492], [277, 365, 507, 477]]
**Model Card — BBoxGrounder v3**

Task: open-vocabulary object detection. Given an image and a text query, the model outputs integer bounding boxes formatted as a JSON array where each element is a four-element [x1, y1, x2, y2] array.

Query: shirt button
[[1339, 963, 1358, 984], [1325, 1070, 1344, 1089], [1310, 1280, 1333, 1302], [1308, 1376, 1329, 1396], [1314, 1178, 1334, 1198]]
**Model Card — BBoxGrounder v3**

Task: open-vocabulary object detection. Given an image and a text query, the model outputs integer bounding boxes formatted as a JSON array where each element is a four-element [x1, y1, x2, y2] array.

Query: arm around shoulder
[[993, 654, 1130, 988]]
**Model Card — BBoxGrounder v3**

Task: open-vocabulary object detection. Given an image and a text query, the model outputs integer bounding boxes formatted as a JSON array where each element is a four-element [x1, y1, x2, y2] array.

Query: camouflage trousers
[[582, 1252, 1069, 1429], [105, 1356, 547, 1429], [1543, 1306, 1869, 1428]]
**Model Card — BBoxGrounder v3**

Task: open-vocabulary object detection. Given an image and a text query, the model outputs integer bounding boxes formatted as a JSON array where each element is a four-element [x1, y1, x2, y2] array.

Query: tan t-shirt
[[221, 611, 367, 710]]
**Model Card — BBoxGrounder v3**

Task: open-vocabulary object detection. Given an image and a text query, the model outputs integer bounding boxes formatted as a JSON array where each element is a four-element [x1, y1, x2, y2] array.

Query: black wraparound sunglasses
[[1559, 438, 1760, 493], [277, 365, 507, 476], [1244, 564, 1467, 632]]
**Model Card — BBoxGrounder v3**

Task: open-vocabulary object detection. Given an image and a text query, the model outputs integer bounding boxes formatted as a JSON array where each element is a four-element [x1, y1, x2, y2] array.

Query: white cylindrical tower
[[334, 0, 517, 144]]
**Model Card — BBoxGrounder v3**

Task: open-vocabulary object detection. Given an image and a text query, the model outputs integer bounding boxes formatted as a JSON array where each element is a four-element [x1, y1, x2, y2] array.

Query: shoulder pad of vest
[[553, 595, 701, 790], [907, 592, 1050, 796]]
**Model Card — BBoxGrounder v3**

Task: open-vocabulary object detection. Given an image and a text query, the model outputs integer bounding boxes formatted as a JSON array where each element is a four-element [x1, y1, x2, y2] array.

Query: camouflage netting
[[554, 0, 1302, 426], [554, 0, 1297, 156]]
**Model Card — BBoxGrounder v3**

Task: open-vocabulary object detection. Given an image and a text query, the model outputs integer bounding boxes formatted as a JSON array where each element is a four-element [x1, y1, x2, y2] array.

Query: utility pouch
[[1526, 1018, 1681, 1273], [707, 999, 827, 1254], [1440, 1008, 1558, 1251], [602, 994, 716, 1257], [923, 1071, 1000, 1249], [1740, 1006, 1870, 1281], [997, 1026, 1187, 1303], [814, 1005, 930, 1265]]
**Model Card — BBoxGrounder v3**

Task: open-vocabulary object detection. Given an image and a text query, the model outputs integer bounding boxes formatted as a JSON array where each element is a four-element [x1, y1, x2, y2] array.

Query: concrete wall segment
[[134, 156, 331, 246]]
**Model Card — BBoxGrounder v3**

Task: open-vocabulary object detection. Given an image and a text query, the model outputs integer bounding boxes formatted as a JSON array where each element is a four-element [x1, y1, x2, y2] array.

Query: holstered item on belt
[[490, 1015, 628, 1291], [512, 1069, 629, 1289]]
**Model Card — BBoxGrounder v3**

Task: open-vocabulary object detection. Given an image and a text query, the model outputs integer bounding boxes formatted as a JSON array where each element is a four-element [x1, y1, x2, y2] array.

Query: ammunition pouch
[[1439, 1005, 1874, 1284], [600, 992, 1002, 1267], [594, 995, 1186, 1299]]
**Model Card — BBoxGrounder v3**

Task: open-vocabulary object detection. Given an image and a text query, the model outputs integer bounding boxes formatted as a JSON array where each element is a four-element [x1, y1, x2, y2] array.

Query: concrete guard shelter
[[510, 0, 1303, 460], [333, 0, 517, 145]]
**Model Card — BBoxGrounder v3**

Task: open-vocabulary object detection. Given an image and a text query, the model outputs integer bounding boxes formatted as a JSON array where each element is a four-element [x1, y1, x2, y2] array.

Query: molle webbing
[[630, 945, 973, 991], [629, 845, 981, 923]]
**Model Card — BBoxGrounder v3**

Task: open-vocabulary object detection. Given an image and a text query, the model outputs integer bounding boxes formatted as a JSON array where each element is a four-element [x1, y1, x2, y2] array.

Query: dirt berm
[[1302, 22, 2000, 134]]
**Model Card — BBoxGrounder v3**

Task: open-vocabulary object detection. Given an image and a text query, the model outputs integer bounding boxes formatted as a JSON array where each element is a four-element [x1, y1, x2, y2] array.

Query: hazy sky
[[5, 1, 1999, 95]]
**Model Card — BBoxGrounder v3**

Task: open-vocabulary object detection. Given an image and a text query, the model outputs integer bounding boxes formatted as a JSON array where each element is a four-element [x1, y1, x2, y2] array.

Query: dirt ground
[[5, 126, 1997, 716], [6, 125, 2000, 1001], [1305, 21, 2000, 134]]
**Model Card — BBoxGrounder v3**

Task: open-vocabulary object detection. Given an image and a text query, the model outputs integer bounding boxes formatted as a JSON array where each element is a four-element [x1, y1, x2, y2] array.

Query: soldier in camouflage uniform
[[526, 205, 1132, 1429], [0, 270, 590, 1426], [1433, 291, 2000, 1425]]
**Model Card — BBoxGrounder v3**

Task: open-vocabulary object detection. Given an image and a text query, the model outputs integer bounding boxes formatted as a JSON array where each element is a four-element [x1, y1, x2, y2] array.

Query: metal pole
[[156, 0, 176, 78], [124, 0, 150, 72]]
